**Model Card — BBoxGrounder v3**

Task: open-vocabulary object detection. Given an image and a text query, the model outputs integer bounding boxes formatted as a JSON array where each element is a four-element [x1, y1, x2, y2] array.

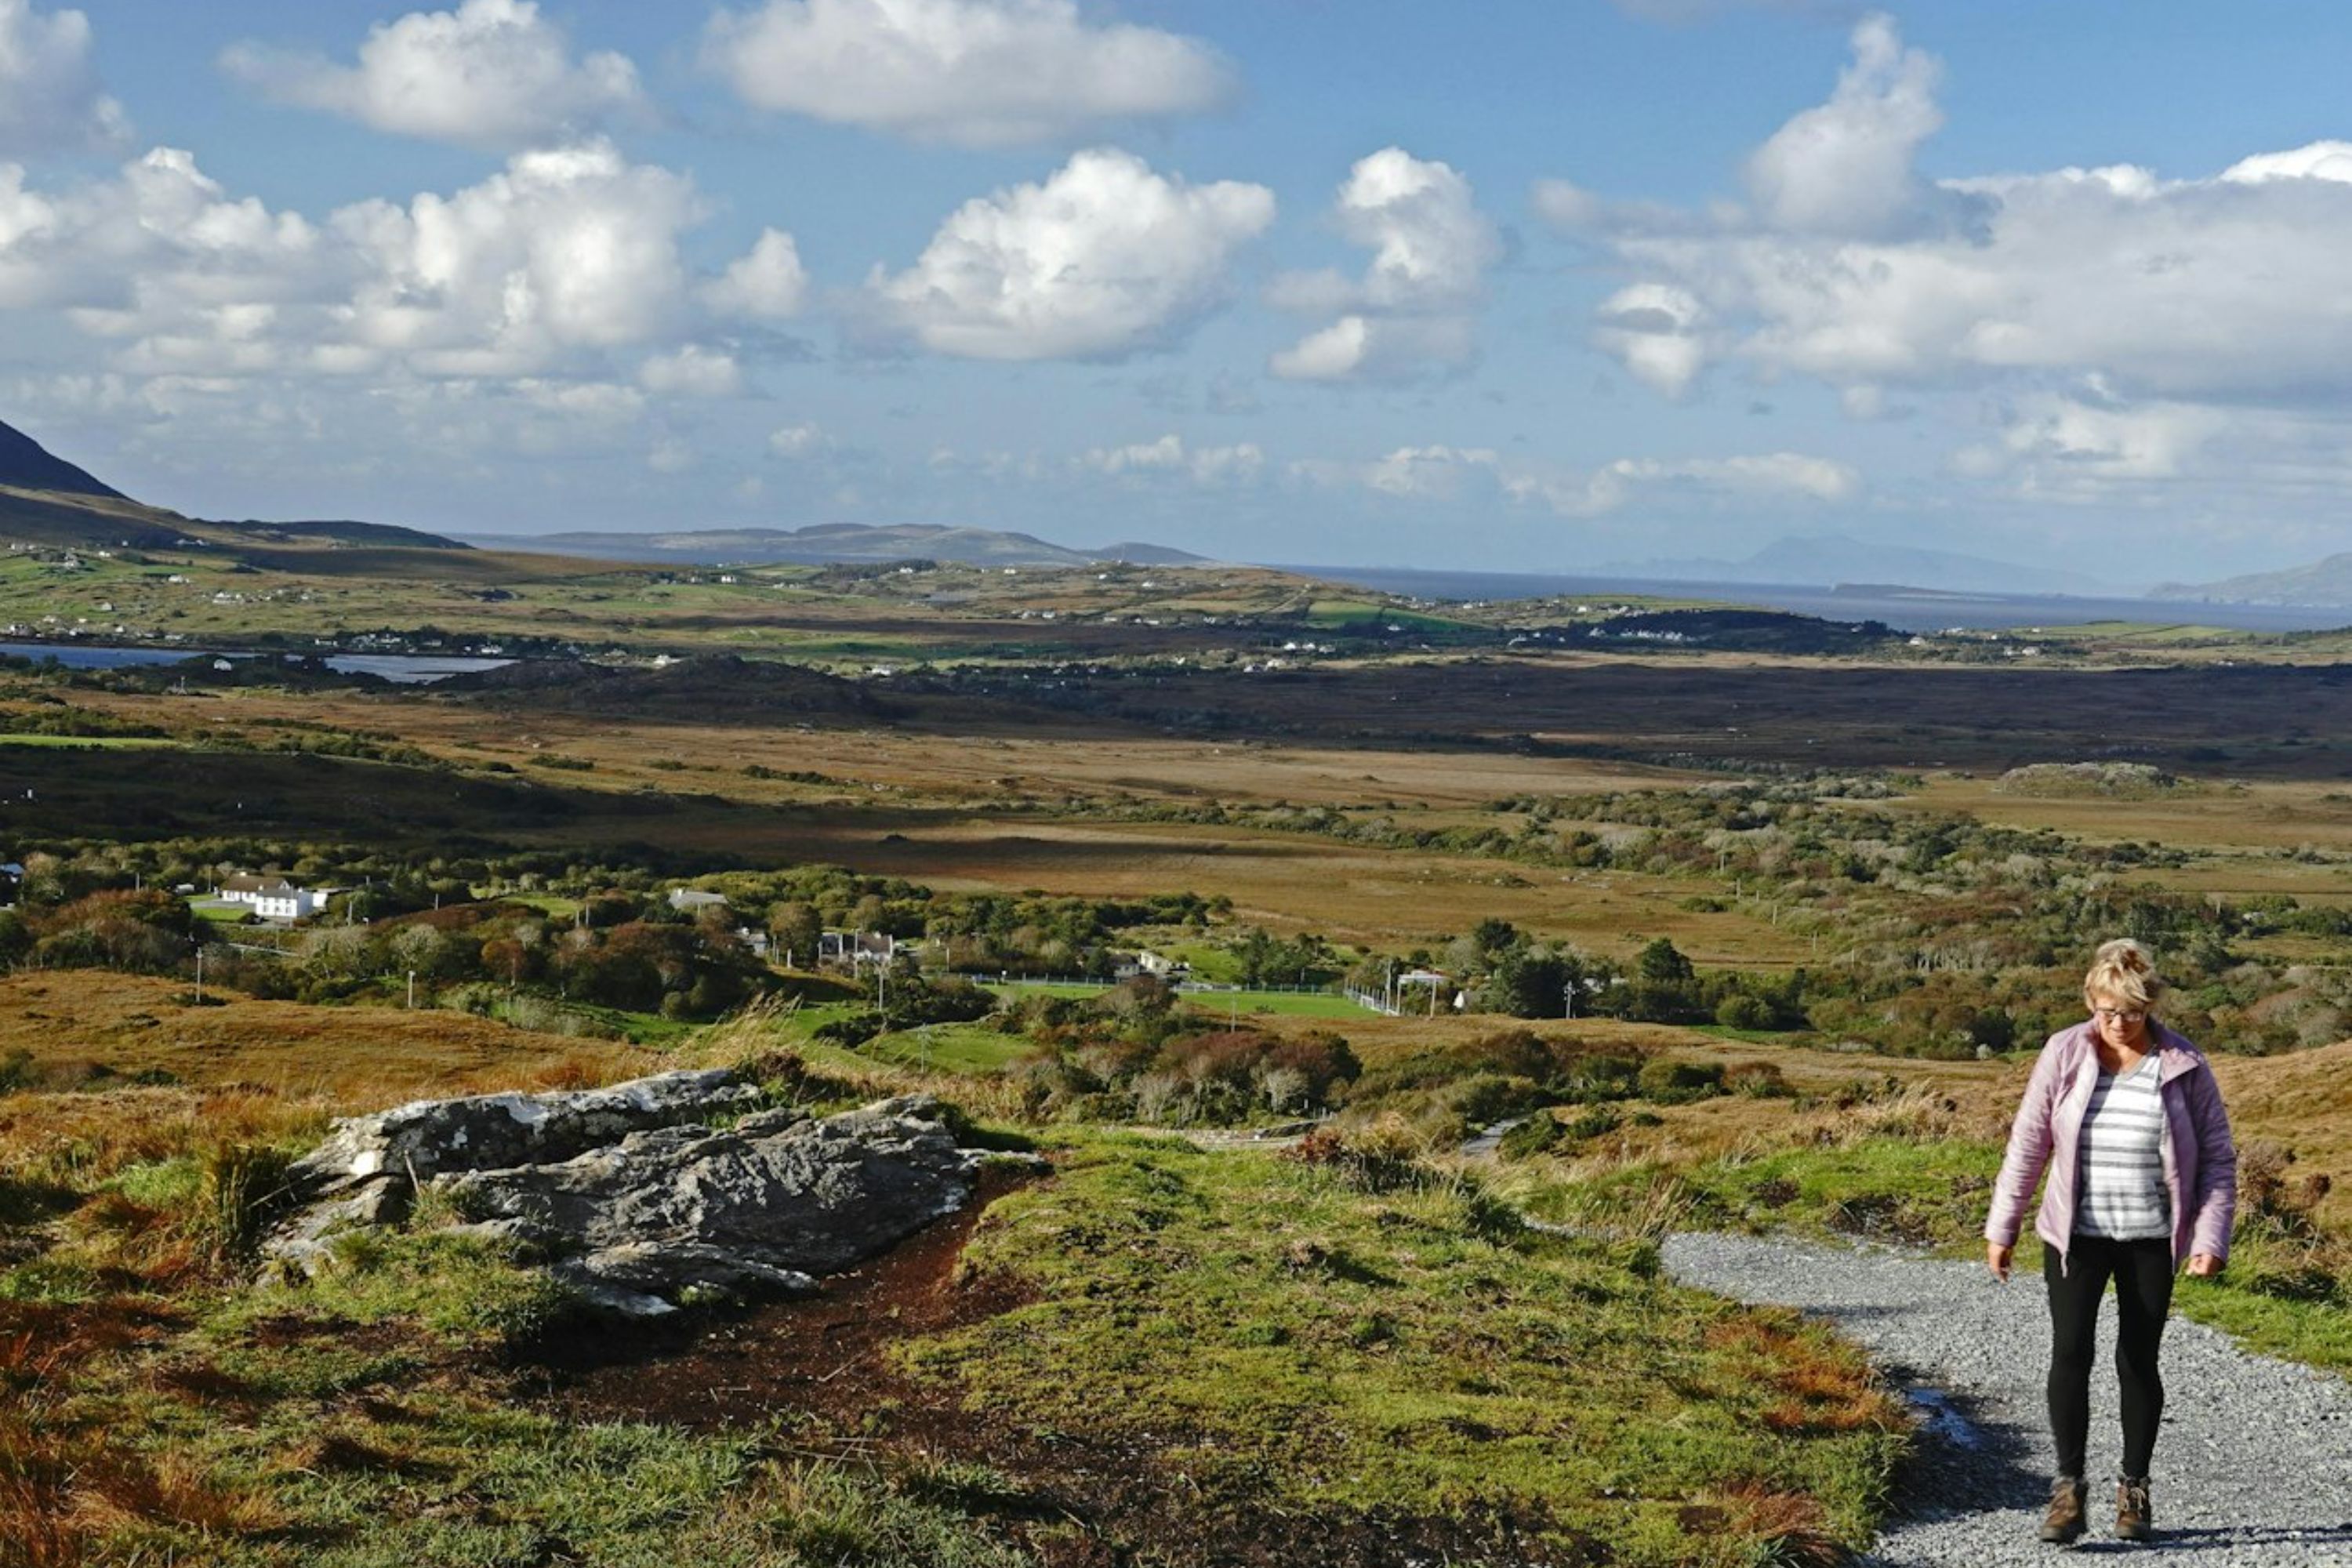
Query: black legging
[[2045, 1234, 2176, 1479]]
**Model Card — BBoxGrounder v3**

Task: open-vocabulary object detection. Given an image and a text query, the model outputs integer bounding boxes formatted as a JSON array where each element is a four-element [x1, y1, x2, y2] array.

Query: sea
[[1278, 566, 2352, 637]]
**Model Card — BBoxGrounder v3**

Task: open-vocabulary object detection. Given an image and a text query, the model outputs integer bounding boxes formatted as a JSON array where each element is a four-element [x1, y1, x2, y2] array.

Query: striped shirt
[[2074, 1054, 2172, 1241]]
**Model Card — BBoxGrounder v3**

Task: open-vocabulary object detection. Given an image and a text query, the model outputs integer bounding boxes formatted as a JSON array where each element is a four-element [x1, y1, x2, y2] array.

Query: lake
[[0, 642, 514, 684]]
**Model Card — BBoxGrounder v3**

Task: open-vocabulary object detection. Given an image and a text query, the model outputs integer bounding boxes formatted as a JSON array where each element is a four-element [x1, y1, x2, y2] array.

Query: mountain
[[0, 418, 125, 499], [2151, 554, 2352, 608], [0, 416, 466, 556], [476, 522, 1213, 569], [1606, 533, 2107, 597]]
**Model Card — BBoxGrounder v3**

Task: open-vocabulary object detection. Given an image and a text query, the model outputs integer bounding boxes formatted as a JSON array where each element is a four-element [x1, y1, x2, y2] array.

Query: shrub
[[1722, 1062, 1792, 1098], [1283, 1117, 1430, 1194], [1637, 1059, 1726, 1104]]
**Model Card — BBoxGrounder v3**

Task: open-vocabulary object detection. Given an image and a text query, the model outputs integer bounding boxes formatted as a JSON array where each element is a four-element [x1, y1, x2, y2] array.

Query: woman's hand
[[2184, 1252, 2222, 1278], [1986, 1241, 2013, 1282]]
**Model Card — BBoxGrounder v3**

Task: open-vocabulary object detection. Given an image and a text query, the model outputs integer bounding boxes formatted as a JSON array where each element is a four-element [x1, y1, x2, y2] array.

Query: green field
[[991, 979, 1371, 1020], [855, 1022, 1033, 1074], [0, 733, 179, 749]]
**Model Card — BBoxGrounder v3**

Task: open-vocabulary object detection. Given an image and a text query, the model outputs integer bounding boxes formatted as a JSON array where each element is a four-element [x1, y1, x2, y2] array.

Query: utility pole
[[194, 945, 204, 1004], [407, 970, 416, 1009], [1563, 982, 1575, 1020]]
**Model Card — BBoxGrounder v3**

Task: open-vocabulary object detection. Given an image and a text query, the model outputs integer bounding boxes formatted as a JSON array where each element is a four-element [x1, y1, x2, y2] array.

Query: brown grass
[[0, 972, 655, 1102]]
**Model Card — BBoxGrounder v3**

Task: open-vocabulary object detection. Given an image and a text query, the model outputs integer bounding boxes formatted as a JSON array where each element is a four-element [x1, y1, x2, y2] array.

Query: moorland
[[5, 452, 2352, 1567]]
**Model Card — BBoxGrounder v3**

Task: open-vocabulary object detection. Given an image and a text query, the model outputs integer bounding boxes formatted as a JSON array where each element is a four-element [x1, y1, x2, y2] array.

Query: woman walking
[[1984, 938, 2237, 1545]]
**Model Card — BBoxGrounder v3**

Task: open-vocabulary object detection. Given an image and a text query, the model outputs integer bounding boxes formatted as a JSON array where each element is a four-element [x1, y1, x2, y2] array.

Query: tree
[[1635, 938, 1694, 984]]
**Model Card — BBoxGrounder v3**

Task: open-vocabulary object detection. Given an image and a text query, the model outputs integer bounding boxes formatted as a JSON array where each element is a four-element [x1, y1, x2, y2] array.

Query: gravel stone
[[1661, 1232, 2352, 1566]]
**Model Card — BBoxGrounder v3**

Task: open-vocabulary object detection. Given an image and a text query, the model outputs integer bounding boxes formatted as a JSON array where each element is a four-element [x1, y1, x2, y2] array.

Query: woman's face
[[2089, 991, 2152, 1053]]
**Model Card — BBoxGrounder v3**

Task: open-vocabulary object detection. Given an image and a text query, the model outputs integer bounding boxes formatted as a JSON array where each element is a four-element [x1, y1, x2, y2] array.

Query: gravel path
[[1661, 1233, 2352, 1566]]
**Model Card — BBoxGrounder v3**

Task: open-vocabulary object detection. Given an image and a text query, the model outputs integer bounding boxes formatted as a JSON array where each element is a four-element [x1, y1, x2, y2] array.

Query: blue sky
[[7, 0, 2352, 583]]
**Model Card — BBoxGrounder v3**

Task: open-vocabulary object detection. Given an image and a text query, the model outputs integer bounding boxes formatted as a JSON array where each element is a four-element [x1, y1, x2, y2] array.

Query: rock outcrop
[[267, 1070, 998, 1316]]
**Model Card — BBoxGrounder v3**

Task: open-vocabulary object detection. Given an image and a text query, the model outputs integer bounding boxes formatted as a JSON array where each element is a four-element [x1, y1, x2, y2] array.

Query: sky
[[5, 0, 2352, 583]]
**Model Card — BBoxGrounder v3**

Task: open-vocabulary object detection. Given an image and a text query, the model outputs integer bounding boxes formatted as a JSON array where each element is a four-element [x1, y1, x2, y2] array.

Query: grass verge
[[897, 1130, 1907, 1566]]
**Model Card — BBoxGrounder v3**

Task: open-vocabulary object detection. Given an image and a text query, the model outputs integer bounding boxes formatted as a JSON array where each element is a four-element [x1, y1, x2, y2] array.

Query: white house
[[818, 930, 896, 967], [666, 887, 729, 914], [220, 874, 321, 921]]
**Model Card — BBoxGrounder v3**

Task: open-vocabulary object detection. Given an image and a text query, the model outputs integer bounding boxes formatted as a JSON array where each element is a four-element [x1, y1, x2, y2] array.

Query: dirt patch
[[527, 1164, 1038, 1431], [521, 1164, 1562, 1567]]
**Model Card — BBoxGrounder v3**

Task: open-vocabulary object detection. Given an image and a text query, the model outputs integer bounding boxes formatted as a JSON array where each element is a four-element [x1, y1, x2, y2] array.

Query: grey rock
[[267, 1074, 992, 1317], [284, 1068, 759, 1198]]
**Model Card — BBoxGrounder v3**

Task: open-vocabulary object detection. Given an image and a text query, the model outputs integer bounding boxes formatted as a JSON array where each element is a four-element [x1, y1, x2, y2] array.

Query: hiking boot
[[2116, 1475, 2154, 1542], [2039, 1475, 2089, 1544]]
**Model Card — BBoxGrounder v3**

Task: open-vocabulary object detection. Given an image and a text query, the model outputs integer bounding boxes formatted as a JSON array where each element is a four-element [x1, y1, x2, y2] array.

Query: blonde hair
[[2083, 938, 2165, 1013]]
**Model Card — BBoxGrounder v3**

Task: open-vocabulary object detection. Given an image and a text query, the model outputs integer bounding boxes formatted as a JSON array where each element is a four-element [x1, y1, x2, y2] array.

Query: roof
[[223, 874, 301, 894]]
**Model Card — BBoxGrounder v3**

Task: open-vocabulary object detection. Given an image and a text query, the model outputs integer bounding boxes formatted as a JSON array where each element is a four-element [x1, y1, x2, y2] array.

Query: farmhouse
[[666, 887, 729, 914], [818, 929, 896, 967], [219, 874, 321, 921]]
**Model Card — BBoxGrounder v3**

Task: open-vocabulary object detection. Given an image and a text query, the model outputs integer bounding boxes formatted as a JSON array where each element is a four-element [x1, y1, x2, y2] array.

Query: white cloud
[[2218, 141, 2352, 185], [0, 139, 786, 387], [637, 344, 742, 397], [868, 147, 1273, 361], [0, 0, 125, 154], [1744, 13, 1946, 238], [339, 140, 701, 375], [1545, 6, 2352, 517], [703, 228, 808, 321], [1330, 147, 1499, 311], [1317, 442, 1856, 517], [1269, 314, 1477, 383], [1951, 395, 2225, 486], [702, 0, 1233, 148], [768, 421, 829, 456], [648, 435, 694, 472], [1363, 443, 1497, 499], [1573, 452, 1862, 514], [1592, 282, 1708, 397], [514, 379, 645, 421], [1271, 148, 1500, 383], [1083, 433, 1184, 474], [1080, 432, 1262, 485], [221, 0, 647, 150], [1188, 441, 1264, 485]]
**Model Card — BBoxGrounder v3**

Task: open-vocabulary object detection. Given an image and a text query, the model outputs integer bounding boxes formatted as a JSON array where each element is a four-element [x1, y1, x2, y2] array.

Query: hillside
[[2155, 552, 2352, 608], [0, 415, 472, 560], [484, 521, 1214, 569], [0, 417, 123, 499]]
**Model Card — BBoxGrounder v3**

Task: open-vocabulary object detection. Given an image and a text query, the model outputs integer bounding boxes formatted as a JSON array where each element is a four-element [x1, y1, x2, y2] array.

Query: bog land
[[5, 504, 2352, 1566]]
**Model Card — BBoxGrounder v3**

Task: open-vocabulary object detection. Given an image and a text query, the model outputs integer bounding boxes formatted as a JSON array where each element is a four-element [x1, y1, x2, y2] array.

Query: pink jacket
[[1984, 1020, 2237, 1272]]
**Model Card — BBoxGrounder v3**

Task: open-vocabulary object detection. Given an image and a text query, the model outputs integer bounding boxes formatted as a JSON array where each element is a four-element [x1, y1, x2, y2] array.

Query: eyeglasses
[[2092, 1007, 2147, 1025]]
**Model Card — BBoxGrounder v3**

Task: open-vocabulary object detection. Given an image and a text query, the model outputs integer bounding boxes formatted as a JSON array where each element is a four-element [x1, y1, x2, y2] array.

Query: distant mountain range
[[473, 523, 1213, 569], [1604, 534, 2110, 597], [2151, 554, 2352, 608], [1, 416, 1214, 574]]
